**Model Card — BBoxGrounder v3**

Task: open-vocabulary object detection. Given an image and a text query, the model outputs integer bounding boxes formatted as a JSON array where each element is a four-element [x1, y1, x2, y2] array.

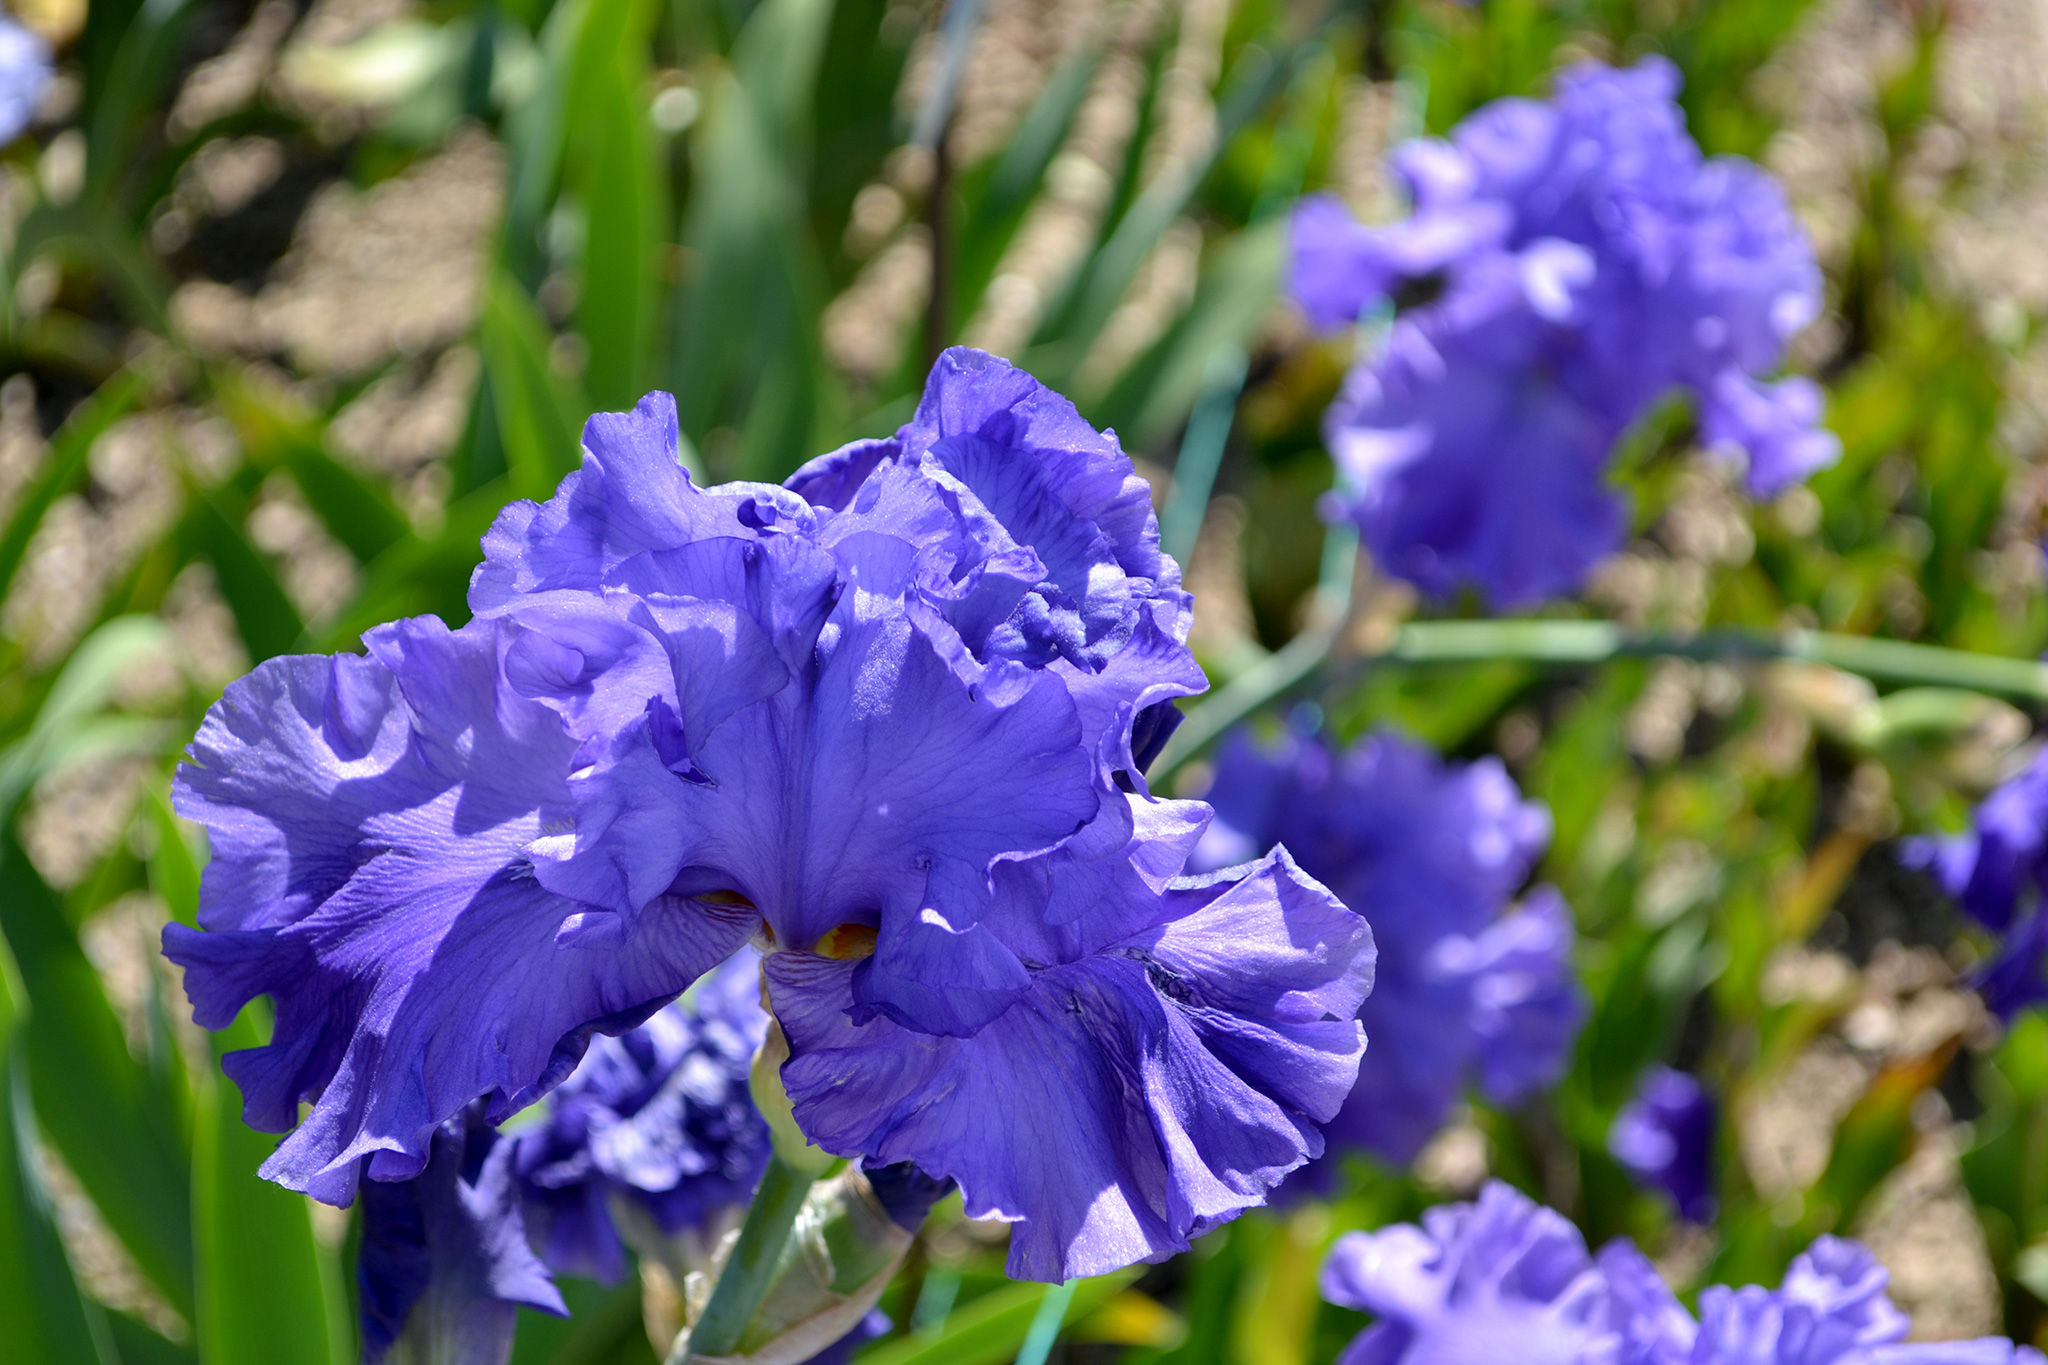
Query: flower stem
[[1151, 619, 2048, 780], [1159, 347, 1249, 569], [671, 1155, 819, 1363]]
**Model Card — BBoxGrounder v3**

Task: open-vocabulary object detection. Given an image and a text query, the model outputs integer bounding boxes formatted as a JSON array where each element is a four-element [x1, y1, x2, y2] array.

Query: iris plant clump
[[163, 347, 1377, 1305], [1290, 58, 1838, 607], [1192, 723, 1580, 1175], [1319, 1181, 2045, 1365]]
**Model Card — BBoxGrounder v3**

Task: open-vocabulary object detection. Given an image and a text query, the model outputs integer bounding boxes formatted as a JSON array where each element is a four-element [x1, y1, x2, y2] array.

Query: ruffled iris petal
[[168, 616, 754, 1203], [770, 845, 1371, 1281], [1323, 255, 1629, 608], [1325, 1185, 2046, 1365], [1320, 1182, 1671, 1365], [168, 345, 1369, 1288]]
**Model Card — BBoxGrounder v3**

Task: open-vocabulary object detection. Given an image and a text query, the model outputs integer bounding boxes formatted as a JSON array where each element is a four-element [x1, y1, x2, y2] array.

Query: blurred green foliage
[[3, 0, 2047, 1359]]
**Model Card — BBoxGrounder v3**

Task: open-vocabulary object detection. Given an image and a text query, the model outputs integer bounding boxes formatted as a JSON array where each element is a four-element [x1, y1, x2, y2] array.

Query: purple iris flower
[[1192, 725, 1580, 1172], [166, 348, 1375, 1283], [357, 1104, 565, 1365], [1319, 1180, 1695, 1365], [1609, 1067, 1716, 1223], [0, 16, 49, 145], [1902, 749, 2048, 1019], [1321, 1182, 2045, 1365], [1690, 1237, 2045, 1365], [1291, 57, 1836, 607], [512, 949, 772, 1284]]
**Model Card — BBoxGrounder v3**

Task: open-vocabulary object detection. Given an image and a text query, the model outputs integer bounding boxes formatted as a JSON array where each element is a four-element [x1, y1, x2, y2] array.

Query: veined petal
[[562, 577, 1098, 955], [168, 616, 754, 1204], [768, 846, 1370, 1281]]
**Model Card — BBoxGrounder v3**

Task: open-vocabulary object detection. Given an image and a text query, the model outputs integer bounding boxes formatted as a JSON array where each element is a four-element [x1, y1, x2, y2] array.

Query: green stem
[[1151, 619, 2048, 781], [1159, 347, 1248, 569], [1152, 622, 1338, 783], [673, 1155, 818, 1363]]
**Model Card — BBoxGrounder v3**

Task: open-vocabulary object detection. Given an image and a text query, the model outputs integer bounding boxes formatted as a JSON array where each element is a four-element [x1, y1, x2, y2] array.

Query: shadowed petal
[[359, 1105, 565, 1365]]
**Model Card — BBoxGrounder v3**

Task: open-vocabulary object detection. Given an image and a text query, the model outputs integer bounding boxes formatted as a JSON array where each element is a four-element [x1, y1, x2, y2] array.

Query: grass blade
[[0, 1036, 122, 1365], [0, 371, 145, 610], [570, 0, 662, 412], [212, 377, 412, 566], [0, 615, 174, 823], [481, 270, 590, 501], [181, 488, 307, 664], [1031, 42, 1298, 380], [315, 482, 505, 649], [193, 1010, 349, 1365], [0, 831, 195, 1320], [1089, 220, 1281, 446]]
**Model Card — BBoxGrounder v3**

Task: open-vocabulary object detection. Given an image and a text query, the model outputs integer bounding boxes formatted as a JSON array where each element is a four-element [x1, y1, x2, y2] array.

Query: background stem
[[1151, 620, 2048, 781]]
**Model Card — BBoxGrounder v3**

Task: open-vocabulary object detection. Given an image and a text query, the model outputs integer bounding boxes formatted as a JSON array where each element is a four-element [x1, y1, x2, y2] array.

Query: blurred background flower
[[10, 0, 2048, 1360], [1191, 719, 1581, 1178]]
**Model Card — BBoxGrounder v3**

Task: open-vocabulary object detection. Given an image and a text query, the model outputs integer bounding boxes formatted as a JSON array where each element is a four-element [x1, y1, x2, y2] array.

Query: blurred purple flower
[[512, 949, 772, 1284], [1902, 748, 2048, 935], [1691, 1237, 2045, 1364], [1191, 724, 1580, 1173], [1291, 58, 1836, 607], [166, 348, 1374, 1283], [358, 1104, 565, 1365], [1321, 1182, 2045, 1365], [1319, 1180, 1695, 1365], [1902, 748, 2048, 1019], [0, 16, 49, 145], [1609, 1066, 1716, 1223]]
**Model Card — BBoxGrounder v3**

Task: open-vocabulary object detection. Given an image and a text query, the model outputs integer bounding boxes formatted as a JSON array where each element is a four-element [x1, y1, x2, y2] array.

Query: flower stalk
[[1154, 618, 2048, 781], [668, 1155, 819, 1364]]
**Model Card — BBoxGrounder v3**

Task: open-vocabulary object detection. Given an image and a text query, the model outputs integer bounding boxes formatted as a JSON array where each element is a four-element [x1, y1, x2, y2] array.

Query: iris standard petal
[[472, 392, 746, 608]]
